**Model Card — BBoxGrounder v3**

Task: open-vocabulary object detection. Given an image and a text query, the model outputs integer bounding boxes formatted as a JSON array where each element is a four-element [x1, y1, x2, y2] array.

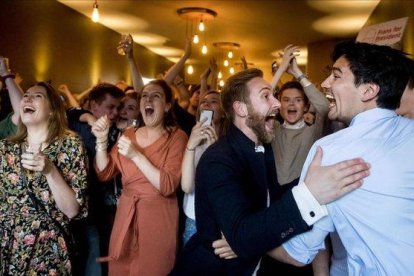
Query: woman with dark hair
[[92, 79, 187, 275], [0, 82, 88, 274]]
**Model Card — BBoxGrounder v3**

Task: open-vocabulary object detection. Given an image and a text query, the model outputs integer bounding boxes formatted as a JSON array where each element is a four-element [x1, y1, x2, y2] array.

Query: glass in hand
[[117, 34, 132, 56]]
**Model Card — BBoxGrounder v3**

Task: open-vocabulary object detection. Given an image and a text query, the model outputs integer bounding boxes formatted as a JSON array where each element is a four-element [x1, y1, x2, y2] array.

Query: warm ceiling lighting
[[228, 51, 233, 59], [202, 44, 208, 55], [199, 20, 205, 32], [187, 65, 194, 75], [177, 7, 217, 55], [91, 0, 99, 23], [193, 34, 199, 44], [218, 71, 223, 79], [229, 67, 235, 74]]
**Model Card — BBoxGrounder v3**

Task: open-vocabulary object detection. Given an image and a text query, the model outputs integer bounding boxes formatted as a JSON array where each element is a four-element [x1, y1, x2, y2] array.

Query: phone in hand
[[199, 110, 214, 126]]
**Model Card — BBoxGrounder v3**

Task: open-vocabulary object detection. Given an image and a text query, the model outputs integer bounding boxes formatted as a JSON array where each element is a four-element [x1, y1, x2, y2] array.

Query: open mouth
[[287, 109, 297, 115], [144, 106, 154, 117], [326, 94, 336, 104], [23, 106, 36, 114]]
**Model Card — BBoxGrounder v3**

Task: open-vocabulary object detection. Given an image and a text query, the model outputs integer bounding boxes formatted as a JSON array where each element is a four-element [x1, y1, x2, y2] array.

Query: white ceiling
[[59, 0, 380, 81]]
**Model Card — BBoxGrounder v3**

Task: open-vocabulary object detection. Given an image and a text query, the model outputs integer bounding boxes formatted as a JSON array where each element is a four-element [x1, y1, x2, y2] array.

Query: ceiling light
[[219, 80, 225, 87], [187, 65, 194, 75], [91, 0, 99, 23], [199, 20, 205, 32], [224, 59, 229, 67], [193, 34, 199, 44], [228, 51, 233, 59], [202, 44, 208, 55], [218, 71, 222, 79], [229, 67, 235, 74]]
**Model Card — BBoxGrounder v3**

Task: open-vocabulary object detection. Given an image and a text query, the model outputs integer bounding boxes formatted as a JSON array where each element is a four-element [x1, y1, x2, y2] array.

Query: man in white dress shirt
[[270, 41, 414, 275]]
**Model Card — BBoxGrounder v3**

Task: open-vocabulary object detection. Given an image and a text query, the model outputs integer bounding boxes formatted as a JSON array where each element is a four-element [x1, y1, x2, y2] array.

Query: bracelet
[[296, 74, 308, 82], [95, 143, 108, 152], [186, 146, 195, 151], [1, 73, 15, 81], [96, 139, 108, 145]]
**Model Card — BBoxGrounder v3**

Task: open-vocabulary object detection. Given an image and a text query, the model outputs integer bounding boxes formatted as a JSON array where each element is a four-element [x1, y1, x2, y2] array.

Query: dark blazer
[[171, 124, 309, 275]]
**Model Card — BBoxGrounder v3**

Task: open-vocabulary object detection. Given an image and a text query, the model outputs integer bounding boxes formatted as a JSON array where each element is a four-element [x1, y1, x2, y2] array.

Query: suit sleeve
[[197, 152, 310, 259]]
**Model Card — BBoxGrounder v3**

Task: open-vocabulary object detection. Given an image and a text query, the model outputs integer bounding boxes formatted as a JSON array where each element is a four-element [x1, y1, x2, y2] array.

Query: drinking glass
[[117, 34, 133, 56], [22, 143, 42, 177]]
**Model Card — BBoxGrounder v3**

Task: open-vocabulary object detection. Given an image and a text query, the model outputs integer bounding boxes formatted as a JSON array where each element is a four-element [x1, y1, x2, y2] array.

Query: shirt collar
[[283, 118, 306, 129], [349, 108, 397, 127]]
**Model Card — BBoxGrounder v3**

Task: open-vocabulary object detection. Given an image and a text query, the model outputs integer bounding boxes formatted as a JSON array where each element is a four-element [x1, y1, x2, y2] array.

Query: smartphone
[[199, 110, 214, 126]]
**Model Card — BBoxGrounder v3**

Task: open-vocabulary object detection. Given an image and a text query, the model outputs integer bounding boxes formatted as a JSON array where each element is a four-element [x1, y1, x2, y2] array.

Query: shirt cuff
[[292, 181, 328, 226], [299, 78, 312, 87]]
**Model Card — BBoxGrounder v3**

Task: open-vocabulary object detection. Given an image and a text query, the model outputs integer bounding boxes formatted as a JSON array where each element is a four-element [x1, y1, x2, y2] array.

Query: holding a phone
[[199, 109, 214, 126]]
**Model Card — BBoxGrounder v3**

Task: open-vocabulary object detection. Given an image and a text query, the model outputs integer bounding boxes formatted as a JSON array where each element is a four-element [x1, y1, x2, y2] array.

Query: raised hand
[[184, 38, 192, 59], [279, 44, 300, 73], [187, 119, 217, 150], [0, 56, 10, 76], [117, 135, 140, 160], [305, 146, 371, 205], [91, 115, 110, 142]]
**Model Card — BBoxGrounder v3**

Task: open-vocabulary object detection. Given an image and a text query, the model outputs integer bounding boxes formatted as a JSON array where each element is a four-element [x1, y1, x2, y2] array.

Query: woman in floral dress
[[0, 82, 88, 275]]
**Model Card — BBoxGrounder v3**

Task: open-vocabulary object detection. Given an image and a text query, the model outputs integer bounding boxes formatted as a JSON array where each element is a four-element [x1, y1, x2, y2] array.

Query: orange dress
[[96, 127, 187, 275]]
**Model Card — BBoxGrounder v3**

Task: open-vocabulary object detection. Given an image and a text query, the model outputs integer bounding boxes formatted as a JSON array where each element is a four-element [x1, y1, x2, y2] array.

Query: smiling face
[[279, 88, 307, 125], [140, 84, 171, 128], [245, 77, 281, 143], [119, 95, 140, 122], [20, 85, 51, 127], [322, 56, 367, 124], [90, 94, 121, 123]]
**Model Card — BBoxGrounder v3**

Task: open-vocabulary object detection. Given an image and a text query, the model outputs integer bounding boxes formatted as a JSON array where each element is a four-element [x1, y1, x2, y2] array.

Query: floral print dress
[[0, 133, 88, 275]]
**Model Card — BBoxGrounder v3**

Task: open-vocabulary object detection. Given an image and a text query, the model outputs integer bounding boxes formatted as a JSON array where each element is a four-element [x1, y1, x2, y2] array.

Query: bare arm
[[58, 84, 80, 108], [163, 39, 191, 84], [74, 86, 93, 102], [122, 34, 144, 91], [209, 58, 218, 92], [0, 57, 23, 125], [181, 122, 216, 193], [173, 75, 190, 109]]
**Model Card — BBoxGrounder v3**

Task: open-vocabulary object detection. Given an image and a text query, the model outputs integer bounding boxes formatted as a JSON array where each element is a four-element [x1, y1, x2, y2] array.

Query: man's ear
[[361, 83, 380, 102], [233, 101, 248, 118], [89, 100, 97, 113]]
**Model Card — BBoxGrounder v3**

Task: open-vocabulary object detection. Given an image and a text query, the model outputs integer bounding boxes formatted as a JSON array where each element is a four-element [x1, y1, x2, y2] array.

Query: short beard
[[246, 108, 274, 144]]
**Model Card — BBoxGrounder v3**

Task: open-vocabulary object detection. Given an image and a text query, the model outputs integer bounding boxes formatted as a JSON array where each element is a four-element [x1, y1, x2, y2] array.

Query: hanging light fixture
[[187, 65, 194, 75], [229, 67, 235, 74], [223, 59, 229, 67], [218, 71, 223, 79], [202, 44, 208, 55], [91, 0, 99, 23], [178, 7, 217, 53], [228, 51, 233, 59], [219, 79, 225, 87], [199, 20, 205, 32], [193, 34, 199, 44]]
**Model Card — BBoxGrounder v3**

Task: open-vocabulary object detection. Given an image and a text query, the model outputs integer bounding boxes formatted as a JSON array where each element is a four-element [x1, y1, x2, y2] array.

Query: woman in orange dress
[[92, 79, 187, 275]]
